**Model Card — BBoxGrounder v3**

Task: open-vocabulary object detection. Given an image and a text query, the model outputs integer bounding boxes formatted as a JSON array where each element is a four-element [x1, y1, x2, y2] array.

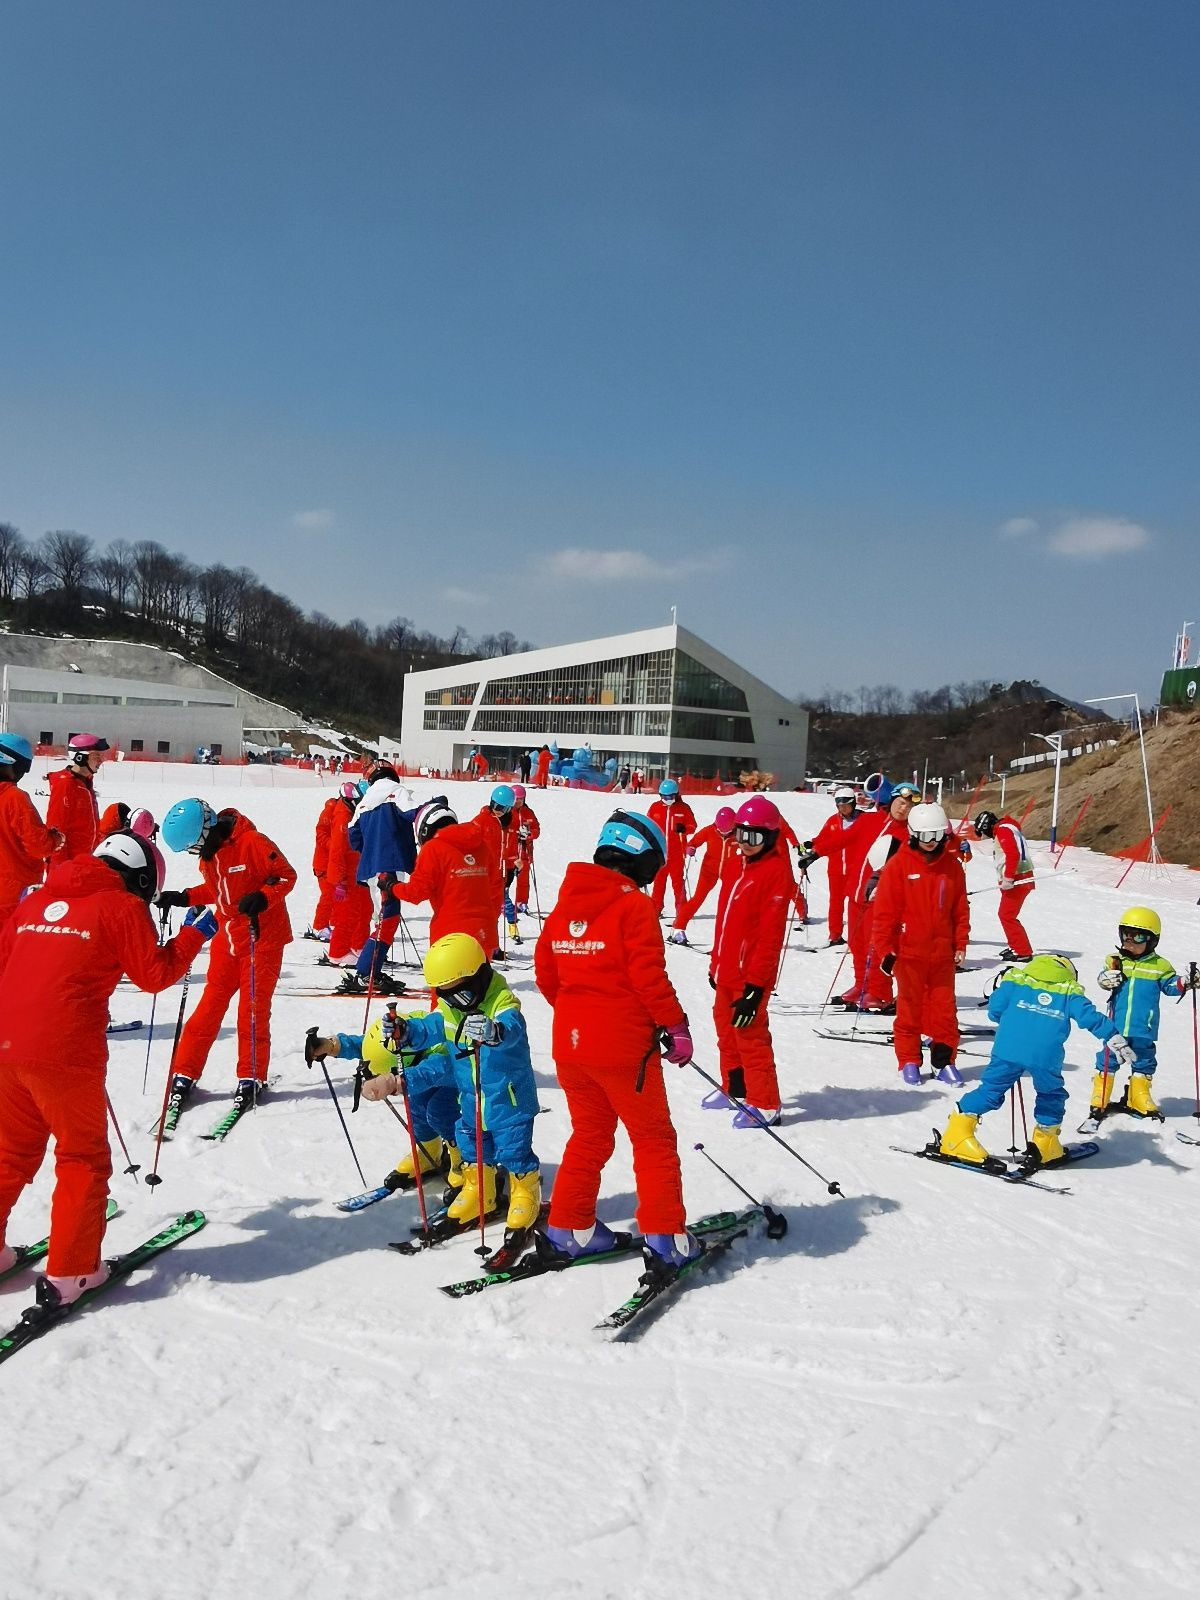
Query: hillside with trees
[[0, 521, 532, 735]]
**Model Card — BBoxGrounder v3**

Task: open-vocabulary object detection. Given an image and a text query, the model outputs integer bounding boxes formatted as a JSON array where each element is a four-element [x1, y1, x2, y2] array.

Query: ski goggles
[[911, 827, 945, 845], [891, 785, 920, 802], [835, 795, 856, 806], [733, 824, 770, 849], [1118, 927, 1152, 945]]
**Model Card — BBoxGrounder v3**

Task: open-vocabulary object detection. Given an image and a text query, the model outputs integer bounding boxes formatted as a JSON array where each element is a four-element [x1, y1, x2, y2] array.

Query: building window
[[8, 688, 58, 703], [62, 693, 121, 705], [423, 709, 472, 731], [425, 683, 479, 707], [126, 696, 184, 707], [672, 652, 749, 713], [672, 711, 754, 743], [40, 731, 54, 745], [157, 740, 170, 755], [131, 739, 144, 753], [211, 743, 222, 756], [481, 650, 673, 709]]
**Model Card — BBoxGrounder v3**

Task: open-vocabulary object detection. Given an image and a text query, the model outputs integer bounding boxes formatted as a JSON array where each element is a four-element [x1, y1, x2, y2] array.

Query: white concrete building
[[399, 622, 807, 786]]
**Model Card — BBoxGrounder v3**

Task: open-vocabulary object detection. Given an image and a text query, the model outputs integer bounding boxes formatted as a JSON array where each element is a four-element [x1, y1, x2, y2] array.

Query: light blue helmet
[[490, 783, 516, 813], [658, 779, 679, 800], [0, 733, 34, 781], [161, 797, 218, 855], [595, 810, 667, 888]]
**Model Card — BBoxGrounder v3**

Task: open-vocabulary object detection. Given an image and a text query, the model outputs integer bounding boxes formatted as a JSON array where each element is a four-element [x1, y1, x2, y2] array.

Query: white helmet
[[94, 829, 166, 901], [908, 802, 949, 843], [832, 786, 856, 803]]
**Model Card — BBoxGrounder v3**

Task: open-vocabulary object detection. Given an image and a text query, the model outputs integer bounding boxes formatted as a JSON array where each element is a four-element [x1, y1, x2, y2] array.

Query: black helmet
[[974, 811, 998, 838]]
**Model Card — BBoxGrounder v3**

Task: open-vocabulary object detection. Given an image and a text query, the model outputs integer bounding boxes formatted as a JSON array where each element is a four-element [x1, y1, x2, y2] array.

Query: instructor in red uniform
[[46, 732, 109, 860], [0, 734, 63, 934]]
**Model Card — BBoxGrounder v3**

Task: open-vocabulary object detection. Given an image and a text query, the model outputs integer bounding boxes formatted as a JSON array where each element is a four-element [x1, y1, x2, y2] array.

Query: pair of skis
[[0, 1211, 207, 1366], [892, 1137, 1100, 1194], [153, 1076, 279, 1141]]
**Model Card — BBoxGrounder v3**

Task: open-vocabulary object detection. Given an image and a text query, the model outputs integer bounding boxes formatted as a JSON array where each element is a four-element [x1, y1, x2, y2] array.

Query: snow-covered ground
[[6, 764, 1200, 1600]]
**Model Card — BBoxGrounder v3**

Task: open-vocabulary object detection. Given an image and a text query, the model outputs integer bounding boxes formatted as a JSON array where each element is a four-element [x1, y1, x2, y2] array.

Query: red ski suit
[[673, 824, 731, 931], [46, 767, 100, 861], [535, 748, 551, 788], [845, 812, 907, 1008], [0, 782, 60, 931], [809, 807, 861, 942], [172, 812, 296, 1083], [501, 803, 540, 908], [310, 794, 342, 932], [871, 843, 970, 1070], [990, 816, 1035, 959], [535, 862, 688, 1233], [325, 801, 372, 962], [709, 840, 793, 1109], [648, 797, 697, 919], [392, 819, 500, 952], [0, 858, 204, 1274]]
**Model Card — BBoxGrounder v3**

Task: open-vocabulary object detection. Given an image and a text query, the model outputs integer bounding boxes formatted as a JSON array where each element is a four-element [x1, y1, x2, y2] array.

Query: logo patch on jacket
[[569, 919, 587, 937], [43, 901, 69, 922]]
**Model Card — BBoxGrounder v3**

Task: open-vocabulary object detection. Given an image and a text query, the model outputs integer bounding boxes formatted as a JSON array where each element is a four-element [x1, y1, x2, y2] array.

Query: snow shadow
[[783, 1084, 946, 1123], [784, 1193, 902, 1260], [1080, 1124, 1192, 1176]]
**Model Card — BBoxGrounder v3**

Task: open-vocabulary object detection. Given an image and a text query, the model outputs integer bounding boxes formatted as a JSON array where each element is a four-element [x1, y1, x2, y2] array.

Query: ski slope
[[5, 764, 1200, 1600]]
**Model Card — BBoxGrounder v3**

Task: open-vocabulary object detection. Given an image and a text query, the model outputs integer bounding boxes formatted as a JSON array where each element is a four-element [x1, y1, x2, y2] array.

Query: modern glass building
[[400, 622, 808, 785]]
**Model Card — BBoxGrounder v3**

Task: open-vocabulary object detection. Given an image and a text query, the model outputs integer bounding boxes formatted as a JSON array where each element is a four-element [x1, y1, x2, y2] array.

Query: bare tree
[[39, 530, 94, 596], [495, 631, 520, 655], [0, 523, 25, 603], [94, 539, 136, 613], [15, 547, 48, 600]]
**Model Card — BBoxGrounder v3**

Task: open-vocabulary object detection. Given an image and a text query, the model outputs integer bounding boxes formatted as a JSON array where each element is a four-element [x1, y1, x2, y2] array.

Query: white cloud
[[1045, 516, 1151, 560], [545, 546, 732, 583], [291, 508, 336, 533], [999, 516, 1038, 539], [443, 586, 486, 606]]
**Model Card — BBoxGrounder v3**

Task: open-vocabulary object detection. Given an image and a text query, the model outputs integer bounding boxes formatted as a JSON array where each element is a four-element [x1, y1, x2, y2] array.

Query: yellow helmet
[[362, 1015, 400, 1077], [424, 933, 488, 996], [1022, 953, 1079, 989], [1118, 906, 1161, 949]]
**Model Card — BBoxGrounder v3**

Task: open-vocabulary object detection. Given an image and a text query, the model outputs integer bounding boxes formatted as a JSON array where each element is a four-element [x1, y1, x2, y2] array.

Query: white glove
[[998, 877, 1015, 892], [462, 1013, 504, 1047], [1097, 967, 1124, 992], [1108, 1034, 1136, 1069]]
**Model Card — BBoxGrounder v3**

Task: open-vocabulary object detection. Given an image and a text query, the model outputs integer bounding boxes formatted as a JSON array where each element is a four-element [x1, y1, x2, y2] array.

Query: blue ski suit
[[1093, 953, 1185, 1079], [960, 968, 1121, 1128], [336, 1024, 458, 1148]]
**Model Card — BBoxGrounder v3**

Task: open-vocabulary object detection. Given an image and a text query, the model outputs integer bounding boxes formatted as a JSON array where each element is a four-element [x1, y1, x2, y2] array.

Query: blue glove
[[462, 1013, 504, 1046], [185, 908, 218, 942]]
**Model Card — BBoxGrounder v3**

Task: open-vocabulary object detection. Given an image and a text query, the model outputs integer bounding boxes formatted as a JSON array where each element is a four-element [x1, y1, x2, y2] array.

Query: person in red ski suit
[[309, 792, 343, 937], [535, 747, 552, 789], [503, 785, 540, 912], [0, 735, 63, 935], [158, 803, 296, 1090], [391, 800, 501, 955], [871, 802, 970, 1086], [326, 783, 373, 968], [648, 781, 696, 920], [46, 733, 109, 861], [534, 810, 699, 1266], [708, 797, 794, 1126], [841, 782, 919, 1011], [0, 831, 211, 1297], [795, 787, 861, 944], [975, 811, 1035, 959], [474, 786, 514, 956], [670, 806, 736, 943]]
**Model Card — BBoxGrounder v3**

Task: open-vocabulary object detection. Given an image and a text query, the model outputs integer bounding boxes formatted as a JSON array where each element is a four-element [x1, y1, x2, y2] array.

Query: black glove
[[731, 984, 765, 1029], [795, 849, 818, 871], [156, 890, 191, 910], [708, 972, 717, 991], [864, 873, 880, 903], [237, 890, 269, 918], [378, 872, 398, 893], [879, 952, 896, 977]]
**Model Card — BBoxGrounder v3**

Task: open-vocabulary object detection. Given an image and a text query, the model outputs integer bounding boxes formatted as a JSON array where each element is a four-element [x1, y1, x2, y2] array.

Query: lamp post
[[1085, 693, 1161, 865], [1034, 732, 1066, 852]]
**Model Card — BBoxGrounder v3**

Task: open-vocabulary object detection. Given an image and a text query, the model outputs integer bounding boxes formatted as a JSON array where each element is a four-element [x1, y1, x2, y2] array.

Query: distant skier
[[648, 780, 696, 922], [840, 781, 920, 1011], [935, 954, 1134, 1170], [0, 734, 63, 935], [1090, 907, 1200, 1119], [670, 806, 736, 945], [340, 763, 418, 994], [501, 783, 541, 920], [794, 786, 862, 945], [306, 790, 344, 940], [0, 831, 213, 1304], [325, 781, 373, 972], [46, 733, 109, 860], [974, 810, 1035, 959]]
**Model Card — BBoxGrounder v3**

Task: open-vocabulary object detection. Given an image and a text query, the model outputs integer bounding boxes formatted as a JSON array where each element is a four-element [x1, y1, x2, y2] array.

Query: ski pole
[[530, 855, 543, 926], [470, 1041, 489, 1257], [395, 1065, 431, 1233], [773, 898, 798, 993], [799, 869, 812, 948], [1190, 961, 1198, 1121], [305, 1028, 368, 1187], [692, 1143, 787, 1238], [106, 1092, 141, 1180], [247, 926, 260, 1111], [146, 964, 193, 1187], [686, 1058, 844, 1195], [1015, 1079, 1029, 1147], [141, 905, 171, 1094], [819, 948, 850, 1017], [1008, 1085, 1018, 1157]]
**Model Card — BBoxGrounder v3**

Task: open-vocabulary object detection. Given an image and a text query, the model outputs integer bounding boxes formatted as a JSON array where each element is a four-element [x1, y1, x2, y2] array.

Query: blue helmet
[[161, 798, 218, 855], [490, 783, 516, 814], [595, 810, 667, 888], [0, 733, 34, 781], [658, 779, 679, 800]]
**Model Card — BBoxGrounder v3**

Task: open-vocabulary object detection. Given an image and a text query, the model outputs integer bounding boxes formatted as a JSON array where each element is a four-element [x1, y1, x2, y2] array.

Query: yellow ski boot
[[1089, 1072, 1117, 1114], [505, 1170, 542, 1232], [443, 1143, 464, 1190], [936, 1111, 1003, 1171], [447, 1161, 497, 1224], [384, 1138, 443, 1191], [1027, 1124, 1066, 1167], [1124, 1073, 1160, 1118]]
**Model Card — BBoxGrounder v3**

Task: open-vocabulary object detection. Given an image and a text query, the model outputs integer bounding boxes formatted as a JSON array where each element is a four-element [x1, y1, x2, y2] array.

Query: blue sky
[[1, 1, 1196, 709]]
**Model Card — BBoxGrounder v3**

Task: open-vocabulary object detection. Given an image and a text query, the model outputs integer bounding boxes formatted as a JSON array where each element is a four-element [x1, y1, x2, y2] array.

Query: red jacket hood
[[42, 855, 126, 900], [557, 860, 642, 916], [436, 819, 491, 858]]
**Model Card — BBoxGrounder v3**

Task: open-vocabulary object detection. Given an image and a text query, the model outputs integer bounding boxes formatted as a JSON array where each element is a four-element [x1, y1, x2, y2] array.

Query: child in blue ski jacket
[[354, 933, 541, 1237], [935, 954, 1135, 1170], [1090, 906, 1199, 1118]]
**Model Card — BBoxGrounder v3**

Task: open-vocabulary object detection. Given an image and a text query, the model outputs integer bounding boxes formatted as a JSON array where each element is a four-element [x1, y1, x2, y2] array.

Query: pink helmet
[[735, 796, 781, 830], [714, 805, 737, 835], [129, 807, 158, 840], [68, 733, 110, 760], [339, 780, 360, 802], [511, 783, 527, 803]]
